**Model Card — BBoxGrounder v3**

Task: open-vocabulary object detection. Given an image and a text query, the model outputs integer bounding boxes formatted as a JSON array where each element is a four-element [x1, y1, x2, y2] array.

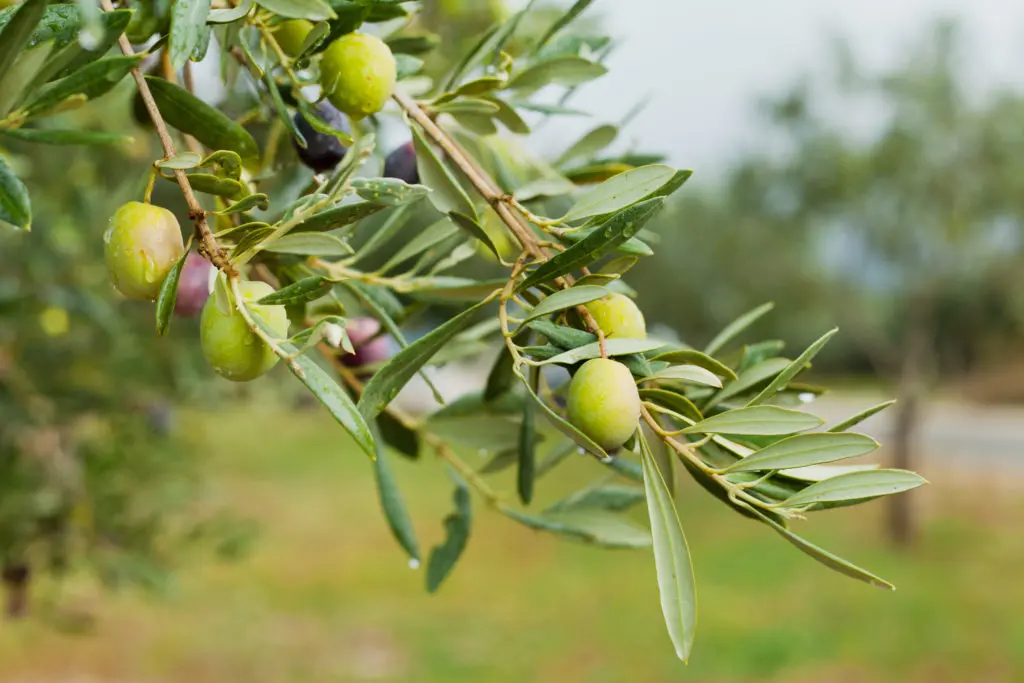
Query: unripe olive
[[319, 33, 396, 120], [273, 19, 314, 58], [174, 252, 213, 318], [200, 281, 289, 382], [566, 358, 641, 451], [292, 101, 350, 173], [104, 201, 184, 301], [586, 293, 647, 339], [383, 141, 419, 184], [341, 316, 392, 368]]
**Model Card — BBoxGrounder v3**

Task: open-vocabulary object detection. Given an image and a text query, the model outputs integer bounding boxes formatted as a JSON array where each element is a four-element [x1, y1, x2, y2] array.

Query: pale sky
[[526, 0, 1024, 183]]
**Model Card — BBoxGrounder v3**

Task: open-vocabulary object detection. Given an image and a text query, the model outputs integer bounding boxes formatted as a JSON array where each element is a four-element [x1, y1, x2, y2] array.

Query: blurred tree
[[637, 21, 1024, 545]]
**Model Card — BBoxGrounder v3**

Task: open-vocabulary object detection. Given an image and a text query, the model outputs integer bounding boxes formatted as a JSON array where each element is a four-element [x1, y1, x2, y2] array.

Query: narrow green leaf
[[556, 124, 617, 168], [434, 97, 500, 116], [744, 505, 894, 590], [448, 211, 502, 261], [545, 484, 645, 514], [261, 232, 352, 256], [207, 0, 253, 23], [646, 364, 723, 388], [562, 165, 675, 223], [518, 197, 664, 291], [145, 76, 259, 159], [257, 276, 331, 305], [263, 69, 304, 147], [170, 0, 211, 69], [704, 302, 775, 356], [0, 127, 133, 146], [411, 124, 476, 219], [534, 0, 594, 52], [503, 508, 650, 549], [155, 250, 188, 336], [380, 216, 459, 273], [0, 43, 49, 116], [351, 177, 429, 207], [358, 299, 491, 420], [24, 54, 142, 116], [288, 352, 376, 458], [158, 152, 203, 170], [518, 367, 538, 505], [293, 201, 387, 233], [640, 434, 697, 662], [377, 410, 419, 460], [506, 56, 607, 92], [558, 224, 654, 257], [426, 475, 471, 593], [521, 285, 609, 324], [681, 406, 824, 436], [781, 469, 927, 509], [650, 349, 738, 381], [182, 173, 245, 198], [706, 357, 791, 408], [218, 193, 269, 215], [540, 338, 665, 366], [0, 0, 47, 89], [723, 432, 879, 474], [483, 95, 530, 134], [251, 0, 335, 21], [373, 448, 421, 562], [827, 400, 897, 433], [747, 328, 838, 407], [638, 388, 703, 423], [0, 153, 30, 230]]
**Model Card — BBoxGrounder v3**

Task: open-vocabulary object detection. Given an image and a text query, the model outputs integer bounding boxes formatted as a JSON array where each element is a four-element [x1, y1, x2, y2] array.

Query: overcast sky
[[524, 0, 1024, 184]]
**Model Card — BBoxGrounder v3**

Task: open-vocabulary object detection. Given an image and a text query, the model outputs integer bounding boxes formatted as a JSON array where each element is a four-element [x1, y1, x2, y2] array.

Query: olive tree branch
[[100, 0, 234, 275], [392, 90, 607, 356]]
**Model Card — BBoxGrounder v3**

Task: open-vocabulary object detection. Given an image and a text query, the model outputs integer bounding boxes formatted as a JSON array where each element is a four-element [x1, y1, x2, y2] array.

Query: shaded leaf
[[412, 123, 476, 219], [145, 76, 259, 159], [640, 434, 697, 662], [704, 302, 775, 356], [747, 328, 837, 407], [257, 276, 331, 305], [723, 432, 879, 473], [562, 165, 675, 222], [0, 153, 30, 230], [155, 250, 188, 336], [373, 448, 420, 562], [707, 357, 791, 408], [0, 0, 47, 91], [358, 299, 491, 420], [426, 474, 471, 592], [503, 508, 650, 549], [293, 200, 387, 233], [638, 388, 703, 423], [545, 484, 645, 514], [681, 406, 823, 436], [518, 197, 664, 291], [24, 54, 142, 116]]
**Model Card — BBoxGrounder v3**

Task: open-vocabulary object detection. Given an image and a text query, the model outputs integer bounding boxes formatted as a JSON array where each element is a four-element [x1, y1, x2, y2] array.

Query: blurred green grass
[[1, 402, 1021, 682]]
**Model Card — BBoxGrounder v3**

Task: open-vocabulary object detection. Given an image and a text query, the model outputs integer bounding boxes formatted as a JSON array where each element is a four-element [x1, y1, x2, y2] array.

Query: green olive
[[273, 19, 314, 58], [319, 33, 396, 120], [104, 201, 184, 301], [566, 358, 641, 450], [586, 293, 647, 339], [200, 281, 289, 382]]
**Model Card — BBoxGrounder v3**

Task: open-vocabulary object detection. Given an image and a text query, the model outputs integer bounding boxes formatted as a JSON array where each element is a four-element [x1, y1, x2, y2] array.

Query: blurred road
[[812, 394, 1024, 470]]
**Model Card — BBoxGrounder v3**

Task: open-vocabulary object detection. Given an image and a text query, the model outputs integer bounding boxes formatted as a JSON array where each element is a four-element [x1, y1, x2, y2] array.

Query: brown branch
[[101, 0, 234, 276], [393, 90, 604, 338]]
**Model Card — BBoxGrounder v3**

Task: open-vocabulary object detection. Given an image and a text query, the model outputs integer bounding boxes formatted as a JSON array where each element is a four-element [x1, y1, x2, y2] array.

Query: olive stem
[[99, 0, 234, 275]]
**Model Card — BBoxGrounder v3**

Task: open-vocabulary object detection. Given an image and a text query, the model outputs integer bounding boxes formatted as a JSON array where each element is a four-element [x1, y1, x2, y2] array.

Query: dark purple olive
[[174, 252, 213, 318], [341, 316, 393, 368], [292, 101, 350, 173], [383, 141, 419, 184]]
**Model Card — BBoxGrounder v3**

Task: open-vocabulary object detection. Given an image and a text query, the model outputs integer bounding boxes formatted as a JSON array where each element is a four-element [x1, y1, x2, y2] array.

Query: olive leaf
[[0, 153, 31, 231], [561, 165, 676, 223], [373, 448, 421, 563], [169, 0, 212, 70], [426, 473, 471, 593], [155, 251, 189, 336], [145, 76, 259, 159]]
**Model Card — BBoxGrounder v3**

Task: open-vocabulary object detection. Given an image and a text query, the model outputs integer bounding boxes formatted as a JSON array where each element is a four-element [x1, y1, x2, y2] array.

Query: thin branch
[[100, 0, 234, 275]]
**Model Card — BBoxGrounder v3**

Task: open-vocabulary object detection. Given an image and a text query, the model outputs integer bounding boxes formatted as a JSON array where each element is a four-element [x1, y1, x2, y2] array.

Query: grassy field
[[1, 402, 1022, 682]]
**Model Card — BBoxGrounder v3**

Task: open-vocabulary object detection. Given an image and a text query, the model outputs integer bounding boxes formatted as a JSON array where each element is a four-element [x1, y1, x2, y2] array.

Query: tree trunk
[[2, 562, 30, 619], [887, 295, 932, 548]]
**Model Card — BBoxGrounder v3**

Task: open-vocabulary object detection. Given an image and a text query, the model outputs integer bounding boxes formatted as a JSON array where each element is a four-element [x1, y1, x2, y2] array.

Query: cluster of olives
[[565, 294, 647, 451]]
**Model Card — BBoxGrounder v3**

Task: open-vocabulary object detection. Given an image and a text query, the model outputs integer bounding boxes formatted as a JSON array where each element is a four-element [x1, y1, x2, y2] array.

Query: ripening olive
[[566, 358, 641, 451], [200, 281, 289, 382], [586, 293, 647, 339], [104, 201, 184, 301], [383, 141, 419, 184], [273, 19, 314, 58], [341, 316, 392, 368], [319, 33, 396, 120], [174, 252, 213, 318], [292, 101, 350, 173]]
